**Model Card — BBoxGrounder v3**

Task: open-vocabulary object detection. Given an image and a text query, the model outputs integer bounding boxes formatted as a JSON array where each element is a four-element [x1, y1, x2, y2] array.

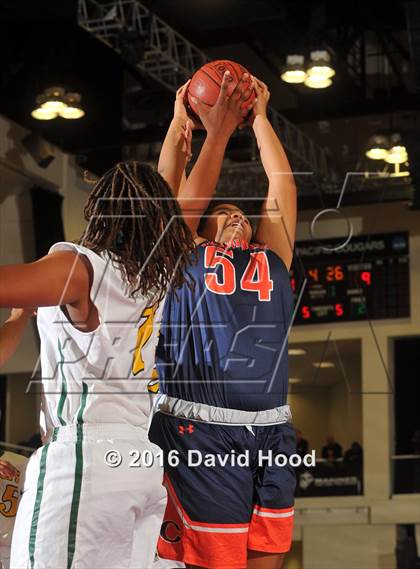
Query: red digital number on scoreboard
[[326, 265, 344, 281], [308, 268, 319, 282], [360, 271, 371, 286], [302, 306, 311, 319]]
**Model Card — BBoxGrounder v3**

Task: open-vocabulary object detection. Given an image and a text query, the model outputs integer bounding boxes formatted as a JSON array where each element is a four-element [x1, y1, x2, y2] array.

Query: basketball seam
[[190, 62, 253, 107], [201, 68, 223, 88]]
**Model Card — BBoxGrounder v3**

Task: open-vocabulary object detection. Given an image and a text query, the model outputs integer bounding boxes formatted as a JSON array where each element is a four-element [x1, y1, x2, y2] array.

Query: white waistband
[[156, 395, 292, 426], [45, 422, 149, 443]]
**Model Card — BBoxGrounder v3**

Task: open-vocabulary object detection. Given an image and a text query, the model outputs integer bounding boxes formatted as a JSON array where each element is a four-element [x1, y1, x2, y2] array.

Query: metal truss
[[218, 160, 327, 200], [345, 34, 366, 92], [78, 0, 208, 91], [78, 0, 332, 183]]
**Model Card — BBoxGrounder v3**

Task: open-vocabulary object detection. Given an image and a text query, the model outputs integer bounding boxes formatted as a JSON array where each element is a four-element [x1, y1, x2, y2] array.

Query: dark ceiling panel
[[0, 1, 125, 172], [0, 0, 417, 180]]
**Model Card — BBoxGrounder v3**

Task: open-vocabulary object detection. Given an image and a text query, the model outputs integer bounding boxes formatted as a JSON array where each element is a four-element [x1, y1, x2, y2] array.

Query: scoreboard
[[290, 232, 410, 325]]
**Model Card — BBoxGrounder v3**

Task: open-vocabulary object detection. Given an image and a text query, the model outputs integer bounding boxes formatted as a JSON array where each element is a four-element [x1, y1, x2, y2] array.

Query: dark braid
[[79, 161, 195, 301]]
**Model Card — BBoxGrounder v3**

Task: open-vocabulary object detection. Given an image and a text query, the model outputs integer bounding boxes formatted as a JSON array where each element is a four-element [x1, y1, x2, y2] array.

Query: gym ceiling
[[1, 0, 419, 207]]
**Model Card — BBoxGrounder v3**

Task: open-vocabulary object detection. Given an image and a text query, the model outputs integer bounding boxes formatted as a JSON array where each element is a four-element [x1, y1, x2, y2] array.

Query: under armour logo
[[178, 424, 194, 435]]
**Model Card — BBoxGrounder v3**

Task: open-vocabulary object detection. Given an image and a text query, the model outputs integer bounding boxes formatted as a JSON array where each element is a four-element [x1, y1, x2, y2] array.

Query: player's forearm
[[158, 117, 189, 197], [178, 133, 229, 230], [253, 115, 297, 267], [0, 309, 31, 367], [252, 115, 294, 184], [253, 115, 296, 224], [0, 253, 89, 308]]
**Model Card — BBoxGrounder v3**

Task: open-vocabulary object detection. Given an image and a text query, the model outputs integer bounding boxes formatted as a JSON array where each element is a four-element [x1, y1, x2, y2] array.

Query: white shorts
[[11, 423, 166, 569]]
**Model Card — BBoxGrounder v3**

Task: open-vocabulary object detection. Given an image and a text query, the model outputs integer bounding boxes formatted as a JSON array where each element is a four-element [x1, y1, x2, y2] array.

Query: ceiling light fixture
[[384, 134, 408, 164], [312, 361, 335, 369], [304, 75, 333, 89], [41, 87, 67, 113], [307, 50, 336, 80], [281, 50, 335, 89], [31, 95, 58, 120], [385, 146, 408, 164], [31, 87, 85, 121], [288, 348, 307, 356], [59, 93, 85, 119], [365, 134, 390, 160], [289, 377, 303, 384], [281, 55, 307, 84]]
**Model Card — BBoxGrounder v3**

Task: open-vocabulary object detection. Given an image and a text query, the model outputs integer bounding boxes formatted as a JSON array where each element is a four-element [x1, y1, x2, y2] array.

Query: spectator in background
[[295, 428, 309, 458], [344, 442, 363, 467], [322, 435, 343, 460]]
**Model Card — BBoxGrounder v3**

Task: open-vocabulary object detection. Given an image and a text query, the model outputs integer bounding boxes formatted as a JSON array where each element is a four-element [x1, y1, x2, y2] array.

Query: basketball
[[186, 60, 255, 123]]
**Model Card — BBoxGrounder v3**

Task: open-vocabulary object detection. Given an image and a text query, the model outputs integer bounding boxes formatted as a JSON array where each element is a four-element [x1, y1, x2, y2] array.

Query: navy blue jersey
[[156, 239, 293, 411]]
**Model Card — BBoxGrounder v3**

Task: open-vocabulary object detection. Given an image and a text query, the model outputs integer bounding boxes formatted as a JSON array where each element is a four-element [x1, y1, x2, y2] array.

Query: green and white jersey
[[37, 242, 163, 437]]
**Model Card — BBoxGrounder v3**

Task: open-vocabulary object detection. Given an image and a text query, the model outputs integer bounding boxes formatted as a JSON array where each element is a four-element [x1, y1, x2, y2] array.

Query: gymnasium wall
[[0, 114, 89, 443], [289, 381, 363, 457], [6, 373, 39, 445], [0, 178, 39, 375], [289, 389, 329, 455], [327, 379, 363, 453], [291, 201, 420, 568]]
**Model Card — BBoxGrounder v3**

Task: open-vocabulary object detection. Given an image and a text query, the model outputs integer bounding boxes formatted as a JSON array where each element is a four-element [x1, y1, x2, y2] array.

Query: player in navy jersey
[[151, 74, 297, 569]]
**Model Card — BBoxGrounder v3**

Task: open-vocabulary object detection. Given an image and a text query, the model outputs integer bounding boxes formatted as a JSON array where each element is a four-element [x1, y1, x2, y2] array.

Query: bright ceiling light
[[304, 75, 332, 89], [385, 145, 408, 164], [288, 348, 307, 356], [289, 377, 303, 384], [60, 106, 85, 119], [307, 50, 335, 79], [31, 104, 58, 121], [365, 134, 390, 160], [59, 93, 85, 119], [32, 88, 85, 121], [282, 69, 307, 83], [41, 87, 67, 112], [312, 361, 335, 369], [281, 55, 307, 84], [384, 134, 408, 164]]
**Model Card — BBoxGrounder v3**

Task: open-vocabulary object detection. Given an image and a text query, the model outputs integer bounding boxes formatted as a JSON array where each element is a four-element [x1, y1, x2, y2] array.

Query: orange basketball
[[186, 60, 255, 124]]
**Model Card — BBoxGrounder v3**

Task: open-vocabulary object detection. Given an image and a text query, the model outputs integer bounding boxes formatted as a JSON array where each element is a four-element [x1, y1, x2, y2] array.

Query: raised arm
[[252, 78, 297, 271], [0, 251, 90, 309], [157, 81, 192, 197], [0, 308, 34, 368], [178, 71, 254, 236]]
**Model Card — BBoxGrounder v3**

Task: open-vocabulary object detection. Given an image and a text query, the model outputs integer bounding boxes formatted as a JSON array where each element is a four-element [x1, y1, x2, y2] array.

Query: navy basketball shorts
[[149, 412, 296, 569]]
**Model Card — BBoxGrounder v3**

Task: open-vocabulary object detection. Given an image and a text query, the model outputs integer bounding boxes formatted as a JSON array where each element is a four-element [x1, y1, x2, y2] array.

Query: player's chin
[[223, 228, 242, 240], [223, 228, 251, 243]]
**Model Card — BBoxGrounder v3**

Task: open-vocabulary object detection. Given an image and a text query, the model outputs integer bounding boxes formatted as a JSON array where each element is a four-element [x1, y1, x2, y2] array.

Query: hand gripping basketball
[[190, 71, 255, 139]]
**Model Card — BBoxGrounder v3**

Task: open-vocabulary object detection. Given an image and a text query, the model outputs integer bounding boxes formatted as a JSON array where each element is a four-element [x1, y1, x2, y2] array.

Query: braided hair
[[79, 161, 195, 301]]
